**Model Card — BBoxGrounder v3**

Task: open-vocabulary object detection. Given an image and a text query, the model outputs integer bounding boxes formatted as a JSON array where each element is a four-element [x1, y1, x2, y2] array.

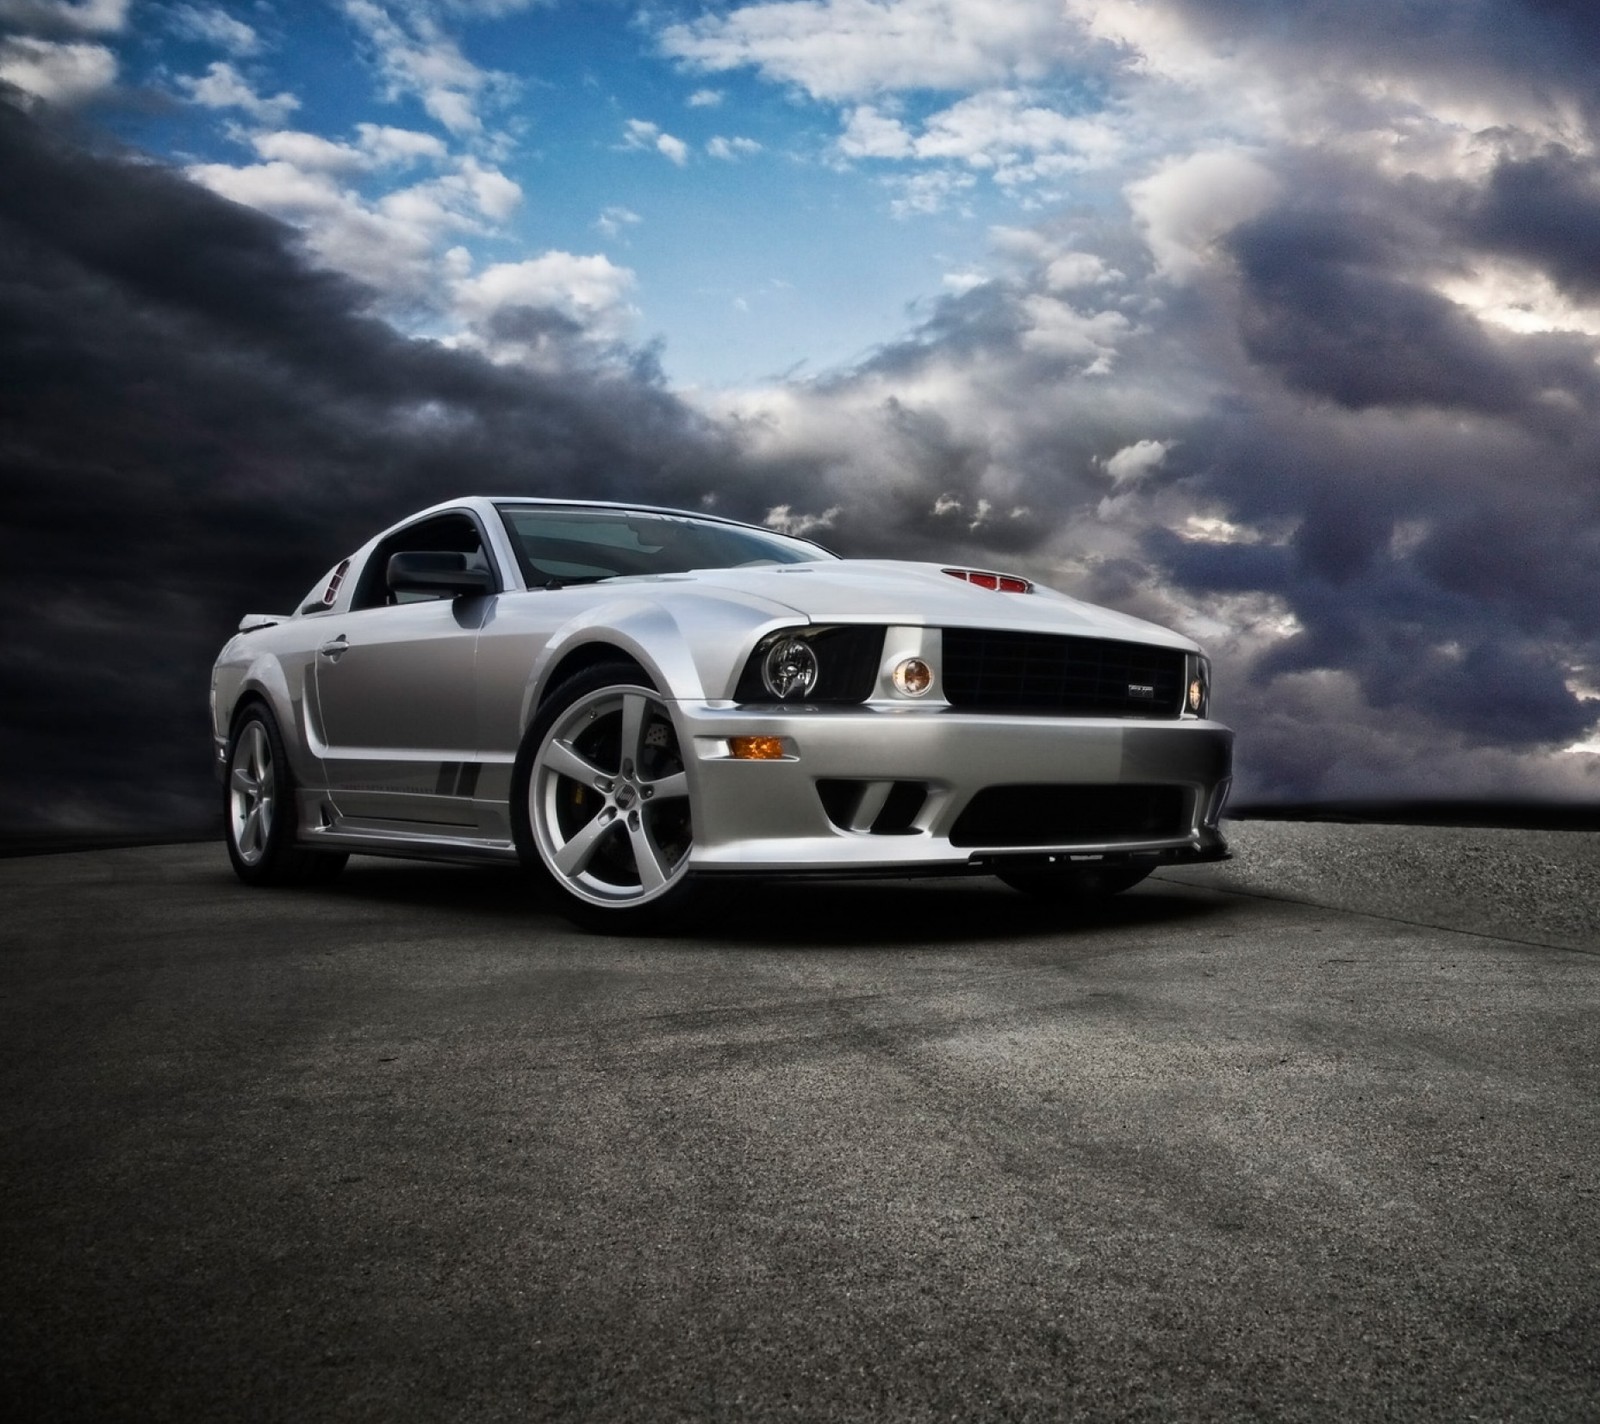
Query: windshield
[[494, 505, 834, 587]]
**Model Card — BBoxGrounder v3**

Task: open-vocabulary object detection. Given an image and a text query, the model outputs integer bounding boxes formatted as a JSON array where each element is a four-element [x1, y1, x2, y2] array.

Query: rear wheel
[[996, 862, 1152, 901], [513, 663, 696, 932], [224, 704, 347, 886]]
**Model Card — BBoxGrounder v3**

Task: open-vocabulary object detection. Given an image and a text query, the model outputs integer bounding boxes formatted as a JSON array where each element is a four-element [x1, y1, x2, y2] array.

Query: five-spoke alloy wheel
[[228, 717, 278, 870], [223, 704, 347, 886], [515, 663, 695, 930]]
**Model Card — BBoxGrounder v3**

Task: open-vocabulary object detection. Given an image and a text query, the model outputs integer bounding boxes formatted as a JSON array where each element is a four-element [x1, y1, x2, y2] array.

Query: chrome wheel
[[528, 683, 692, 909], [228, 719, 275, 867]]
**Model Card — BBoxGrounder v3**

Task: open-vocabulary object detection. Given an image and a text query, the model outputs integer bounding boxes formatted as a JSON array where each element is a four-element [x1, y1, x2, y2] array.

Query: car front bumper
[[674, 702, 1233, 875]]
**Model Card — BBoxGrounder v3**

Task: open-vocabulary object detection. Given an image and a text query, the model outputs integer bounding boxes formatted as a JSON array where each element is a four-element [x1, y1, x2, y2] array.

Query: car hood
[[612, 560, 1198, 651]]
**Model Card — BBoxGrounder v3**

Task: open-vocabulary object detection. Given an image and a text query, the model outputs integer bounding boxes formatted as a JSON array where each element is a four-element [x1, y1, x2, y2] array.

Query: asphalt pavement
[[2, 822, 1598, 1422]]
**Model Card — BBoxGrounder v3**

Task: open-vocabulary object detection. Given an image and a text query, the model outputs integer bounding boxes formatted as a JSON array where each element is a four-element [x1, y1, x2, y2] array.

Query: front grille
[[949, 784, 1191, 848], [942, 628, 1185, 717]]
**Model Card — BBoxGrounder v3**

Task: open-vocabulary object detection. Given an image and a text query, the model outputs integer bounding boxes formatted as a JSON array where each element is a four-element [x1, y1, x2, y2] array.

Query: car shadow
[[685, 875, 1236, 947], [302, 859, 1239, 948]]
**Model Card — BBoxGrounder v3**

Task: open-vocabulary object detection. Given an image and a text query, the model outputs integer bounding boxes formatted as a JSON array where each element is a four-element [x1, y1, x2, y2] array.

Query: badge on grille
[[1128, 683, 1156, 698]]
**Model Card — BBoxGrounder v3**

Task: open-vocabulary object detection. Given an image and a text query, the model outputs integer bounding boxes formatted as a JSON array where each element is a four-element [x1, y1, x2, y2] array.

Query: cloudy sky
[[3, 0, 1600, 830]]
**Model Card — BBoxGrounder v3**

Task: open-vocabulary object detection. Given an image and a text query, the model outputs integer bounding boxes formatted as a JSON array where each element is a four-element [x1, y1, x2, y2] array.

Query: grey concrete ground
[[2, 822, 1598, 1422]]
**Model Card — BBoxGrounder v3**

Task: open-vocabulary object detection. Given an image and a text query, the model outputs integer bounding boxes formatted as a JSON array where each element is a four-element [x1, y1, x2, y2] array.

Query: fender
[[217, 632, 325, 792], [522, 591, 807, 733]]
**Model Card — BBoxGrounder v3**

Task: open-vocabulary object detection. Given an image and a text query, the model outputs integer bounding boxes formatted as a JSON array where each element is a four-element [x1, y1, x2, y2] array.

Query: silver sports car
[[212, 496, 1232, 927]]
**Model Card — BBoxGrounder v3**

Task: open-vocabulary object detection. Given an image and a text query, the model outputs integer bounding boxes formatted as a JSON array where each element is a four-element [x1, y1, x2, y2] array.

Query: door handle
[[318, 636, 349, 660]]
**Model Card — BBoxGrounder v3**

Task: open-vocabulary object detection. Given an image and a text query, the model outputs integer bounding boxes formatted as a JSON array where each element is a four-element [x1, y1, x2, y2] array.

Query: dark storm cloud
[[1458, 147, 1600, 300], [1163, 0, 1600, 108], [0, 102, 813, 830], [1132, 392, 1600, 754], [1227, 205, 1600, 416], [1167, 531, 1599, 750]]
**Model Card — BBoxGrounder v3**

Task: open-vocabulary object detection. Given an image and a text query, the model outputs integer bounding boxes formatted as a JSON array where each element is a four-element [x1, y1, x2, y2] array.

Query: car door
[[310, 511, 494, 831]]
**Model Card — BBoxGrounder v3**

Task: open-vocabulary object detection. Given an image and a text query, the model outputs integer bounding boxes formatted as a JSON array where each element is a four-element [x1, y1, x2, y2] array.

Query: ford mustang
[[211, 497, 1232, 928]]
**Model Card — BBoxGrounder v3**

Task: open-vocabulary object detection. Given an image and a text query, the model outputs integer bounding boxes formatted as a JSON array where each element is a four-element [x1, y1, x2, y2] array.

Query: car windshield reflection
[[495, 505, 834, 587]]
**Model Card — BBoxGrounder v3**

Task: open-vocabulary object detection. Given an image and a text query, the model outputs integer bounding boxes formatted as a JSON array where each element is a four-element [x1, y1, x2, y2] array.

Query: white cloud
[[886, 168, 976, 217], [764, 503, 841, 537], [988, 228, 1122, 290], [1126, 149, 1281, 282], [596, 205, 642, 238], [186, 152, 521, 304], [1044, 251, 1114, 290], [343, 0, 508, 137], [987, 223, 1056, 262], [840, 91, 1122, 201], [687, 87, 724, 107], [623, 118, 690, 165], [1103, 438, 1170, 487], [378, 163, 518, 236], [942, 269, 988, 294], [178, 60, 298, 123], [660, 0, 1076, 102], [454, 253, 636, 326], [1018, 294, 1131, 370], [707, 135, 762, 160], [0, 36, 114, 103], [0, 0, 128, 35], [911, 90, 1119, 174], [252, 130, 368, 174], [187, 158, 341, 215], [355, 123, 450, 166], [1180, 514, 1267, 545], [1434, 258, 1600, 341], [839, 105, 913, 159], [454, 155, 521, 219], [451, 253, 640, 362], [169, 4, 258, 55], [1063, 0, 1224, 86], [442, 0, 555, 15], [247, 124, 450, 177]]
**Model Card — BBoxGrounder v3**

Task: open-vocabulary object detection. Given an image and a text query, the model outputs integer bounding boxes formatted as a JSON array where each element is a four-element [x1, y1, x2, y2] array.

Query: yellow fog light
[[729, 735, 787, 760], [892, 657, 934, 697]]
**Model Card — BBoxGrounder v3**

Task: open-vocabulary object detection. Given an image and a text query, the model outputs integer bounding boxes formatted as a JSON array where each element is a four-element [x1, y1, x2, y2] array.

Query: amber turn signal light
[[729, 735, 787, 760]]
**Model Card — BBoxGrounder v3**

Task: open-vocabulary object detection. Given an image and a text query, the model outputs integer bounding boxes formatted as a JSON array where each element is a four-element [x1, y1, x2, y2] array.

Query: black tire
[[996, 862, 1152, 901], [512, 661, 697, 933], [223, 703, 348, 887]]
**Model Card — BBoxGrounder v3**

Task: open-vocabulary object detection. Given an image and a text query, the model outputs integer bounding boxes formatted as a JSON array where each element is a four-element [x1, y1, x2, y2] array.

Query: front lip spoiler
[[693, 840, 1231, 881], [973, 842, 1231, 874]]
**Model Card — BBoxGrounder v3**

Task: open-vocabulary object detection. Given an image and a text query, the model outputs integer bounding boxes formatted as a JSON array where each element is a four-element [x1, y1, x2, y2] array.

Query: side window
[[349, 513, 493, 611]]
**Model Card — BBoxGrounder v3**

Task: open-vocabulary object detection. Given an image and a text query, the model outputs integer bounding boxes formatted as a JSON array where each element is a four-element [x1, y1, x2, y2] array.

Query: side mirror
[[386, 551, 495, 598]]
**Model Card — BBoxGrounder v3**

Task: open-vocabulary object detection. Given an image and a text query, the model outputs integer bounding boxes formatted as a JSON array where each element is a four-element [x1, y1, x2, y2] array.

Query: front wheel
[[996, 862, 1152, 901], [513, 664, 696, 932], [224, 705, 347, 886]]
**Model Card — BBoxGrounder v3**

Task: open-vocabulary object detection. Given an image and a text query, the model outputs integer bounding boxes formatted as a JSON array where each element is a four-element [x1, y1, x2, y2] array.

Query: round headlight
[[892, 657, 934, 697], [762, 637, 820, 699]]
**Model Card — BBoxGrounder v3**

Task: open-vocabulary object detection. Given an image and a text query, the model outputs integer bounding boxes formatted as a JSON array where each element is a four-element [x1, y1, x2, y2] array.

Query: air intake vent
[[942, 629, 1185, 717], [949, 784, 1190, 848], [817, 779, 929, 835]]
